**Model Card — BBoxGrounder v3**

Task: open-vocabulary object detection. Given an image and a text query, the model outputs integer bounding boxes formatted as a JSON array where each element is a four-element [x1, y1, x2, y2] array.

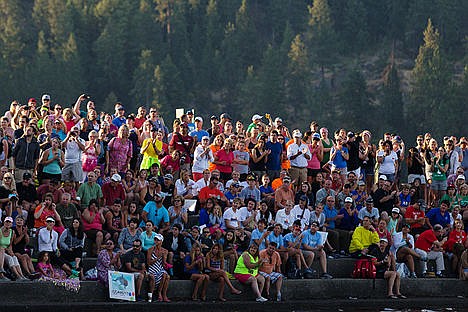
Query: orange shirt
[[272, 178, 283, 191], [34, 205, 55, 229], [259, 249, 282, 274], [208, 144, 221, 171]]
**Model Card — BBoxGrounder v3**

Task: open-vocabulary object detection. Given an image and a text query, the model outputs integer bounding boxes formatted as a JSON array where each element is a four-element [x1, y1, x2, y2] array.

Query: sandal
[[387, 295, 398, 299], [397, 294, 407, 299]]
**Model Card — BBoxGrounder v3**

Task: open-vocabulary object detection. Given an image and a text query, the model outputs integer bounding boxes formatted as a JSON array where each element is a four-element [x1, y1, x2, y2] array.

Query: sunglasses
[[133, 245, 141, 248]]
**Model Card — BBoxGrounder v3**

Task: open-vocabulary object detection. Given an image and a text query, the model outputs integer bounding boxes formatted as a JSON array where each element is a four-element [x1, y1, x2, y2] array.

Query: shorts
[[302, 249, 322, 260], [259, 271, 282, 283], [84, 229, 107, 240], [234, 273, 255, 284], [4, 253, 20, 267], [42, 172, 63, 181], [62, 162, 84, 182], [331, 165, 347, 175], [408, 174, 426, 185], [431, 179, 447, 191], [307, 168, 321, 178]]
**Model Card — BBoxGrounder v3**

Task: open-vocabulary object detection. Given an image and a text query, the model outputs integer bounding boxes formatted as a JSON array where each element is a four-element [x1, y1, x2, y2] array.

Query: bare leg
[[217, 277, 226, 301]]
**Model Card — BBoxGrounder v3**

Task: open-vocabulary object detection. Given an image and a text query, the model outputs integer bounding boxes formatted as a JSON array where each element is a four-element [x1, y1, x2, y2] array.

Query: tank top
[[110, 211, 122, 230], [209, 257, 222, 270], [144, 186, 156, 203], [234, 252, 258, 275], [82, 210, 102, 231], [321, 138, 334, 164], [0, 228, 12, 248], [43, 148, 62, 174], [13, 227, 27, 253], [249, 148, 266, 171]]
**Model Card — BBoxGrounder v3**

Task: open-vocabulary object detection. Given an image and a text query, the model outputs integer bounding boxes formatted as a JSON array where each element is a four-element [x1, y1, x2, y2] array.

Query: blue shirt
[[139, 201, 170, 228], [283, 232, 300, 248], [426, 208, 451, 228], [323, 205, 338, 229], [301, 230, 323, 249], [189, 129, 209, 142], [330, 146, 348, 169], [337, 207, 359, 231], [265, 141, 282, 170], [251, 229, 267, 250], [267, 232, 284, 249], [112, 116, 126, 128]]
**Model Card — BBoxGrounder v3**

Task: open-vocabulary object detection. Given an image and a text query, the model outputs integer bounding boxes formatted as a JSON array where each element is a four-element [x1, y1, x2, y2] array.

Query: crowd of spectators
[[0, 93, 467, 302]]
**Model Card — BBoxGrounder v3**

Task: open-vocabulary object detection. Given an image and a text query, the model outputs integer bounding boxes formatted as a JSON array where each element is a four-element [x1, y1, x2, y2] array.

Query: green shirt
[[77, 182, 103, 208], [234, 252, 258, 276]]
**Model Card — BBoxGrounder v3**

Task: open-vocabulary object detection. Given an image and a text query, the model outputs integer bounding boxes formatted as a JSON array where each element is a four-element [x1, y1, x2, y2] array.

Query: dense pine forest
[[0, 0, 466, 139]]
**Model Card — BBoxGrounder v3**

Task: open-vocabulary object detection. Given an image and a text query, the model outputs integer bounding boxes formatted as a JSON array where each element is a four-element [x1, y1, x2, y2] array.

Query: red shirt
[[215, 149, 234, 174], [404, 205, 425, 229], [445, 230, 467, 251], [169, 133, 194, 163], [415, 229, 438, 251], [199, 186, 224, 202], [134, 117, 146, 129], [101, 182, 125, 207]]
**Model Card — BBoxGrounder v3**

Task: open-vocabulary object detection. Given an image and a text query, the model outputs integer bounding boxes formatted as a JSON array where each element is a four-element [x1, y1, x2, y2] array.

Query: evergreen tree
[[410, 19, 452, 136], [381, 60, 404, 134], [338, 67, 371, 131], [131, 49, 156, 108], [306, 0, 338, 80], [342, 0, 369, 53], [152, 55, 185, 117]]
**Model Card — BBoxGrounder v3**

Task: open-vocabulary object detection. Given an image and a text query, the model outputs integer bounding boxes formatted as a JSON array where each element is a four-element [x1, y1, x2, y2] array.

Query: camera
[[83, 94, 90, 99], [8, 193, 18, 201], [180, 154, 186, 165], [70, 131, 77, 137]]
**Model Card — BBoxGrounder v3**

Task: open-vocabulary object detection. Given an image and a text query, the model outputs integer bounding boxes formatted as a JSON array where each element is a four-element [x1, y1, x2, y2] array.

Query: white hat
[[457, 174, 465, 180], [392, 207, 400, 214], [380, 238, 388, 243], [42, 94, 51, 101], [111, 174, 122, 182], [194, 116, 203, 122], [154, 233, 164, 242], [344, 197, 353, 203], [275, 117, 282, 123], [251, 114, 263, 122], [379, 175, 387, 181], [293, 131, 302, 138]]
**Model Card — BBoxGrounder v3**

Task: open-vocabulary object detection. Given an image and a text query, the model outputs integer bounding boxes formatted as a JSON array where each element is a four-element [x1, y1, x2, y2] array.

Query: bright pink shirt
[[215, 149, 234, 173]]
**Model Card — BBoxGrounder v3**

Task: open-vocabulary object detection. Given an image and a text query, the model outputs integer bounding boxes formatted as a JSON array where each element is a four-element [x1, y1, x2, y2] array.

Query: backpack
[[352, 258, 376, 279]]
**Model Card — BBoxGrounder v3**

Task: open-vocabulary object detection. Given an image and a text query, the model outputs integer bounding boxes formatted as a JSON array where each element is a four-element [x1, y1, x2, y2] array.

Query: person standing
[[12, 126, 40, 182], [287, 131, 311, 191]]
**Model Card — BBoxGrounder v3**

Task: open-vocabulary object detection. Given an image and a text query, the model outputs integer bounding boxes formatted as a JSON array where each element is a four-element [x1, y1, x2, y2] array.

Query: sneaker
[[435, 272, 445, 278], [321, 273, 333, 279], [0, 275, 11, 281], [256, 296, 268, 302], [410, 272, 417, 278], [276, 293, 282, 302]]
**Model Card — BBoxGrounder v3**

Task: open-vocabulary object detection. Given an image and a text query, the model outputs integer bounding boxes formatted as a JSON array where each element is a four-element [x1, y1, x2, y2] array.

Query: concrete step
[[1, 278, 466, 303]]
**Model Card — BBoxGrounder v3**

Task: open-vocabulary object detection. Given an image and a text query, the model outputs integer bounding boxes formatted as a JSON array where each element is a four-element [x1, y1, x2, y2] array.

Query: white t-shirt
[[65, 138, 85, 164], [275, 209, 295, 230], [291, 205, 311, 230], [175, 178, 197, 197], [223, 208, 242, 229], [377, 150, 397, 174], [238, 206, 253, 223], [192, 145, 214, 174]]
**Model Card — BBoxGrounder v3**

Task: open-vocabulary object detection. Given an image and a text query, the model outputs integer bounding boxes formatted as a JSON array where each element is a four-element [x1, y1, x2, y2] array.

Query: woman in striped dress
[[147, 233, 171, 302]]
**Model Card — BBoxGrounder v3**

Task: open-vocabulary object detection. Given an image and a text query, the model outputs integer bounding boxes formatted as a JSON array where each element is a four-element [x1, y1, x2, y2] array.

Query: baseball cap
[[186, 110, 194, 115], [283, 176, 291, 183], [357, 180, 366, 186], [347, 131, 355, 138], [402, 223, 410, 228], [4, 216, 13, 223], [312, 133, 320, 139], [46, 216, 55, 223], [194, 116, 203, 122], [380, 238, 388, 243], [154, 233, 164, 241], [365, 197, 374, 203], [210, 115, 218, 120], [293, 131, 302, 138], [28, 98, 37, 104], [299, 195, 308, 202], [379, 175, 387, 181], [457, 174, 465, 180], [201, 136, 210, 141], [111, 174, 122, 182], [232, 182, 240, 188], [23, 172, 32, 180], [310, 221, 320, 227], [246, 174, 256, 181], [42, 94, 51, 101], [344, 197, 353, 203], [391, 207, 400, 214], [163, 174, 173, 180], [251, 114, 263, 122], [220, 113, 232, 120], [275, 117, 282, 123]]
